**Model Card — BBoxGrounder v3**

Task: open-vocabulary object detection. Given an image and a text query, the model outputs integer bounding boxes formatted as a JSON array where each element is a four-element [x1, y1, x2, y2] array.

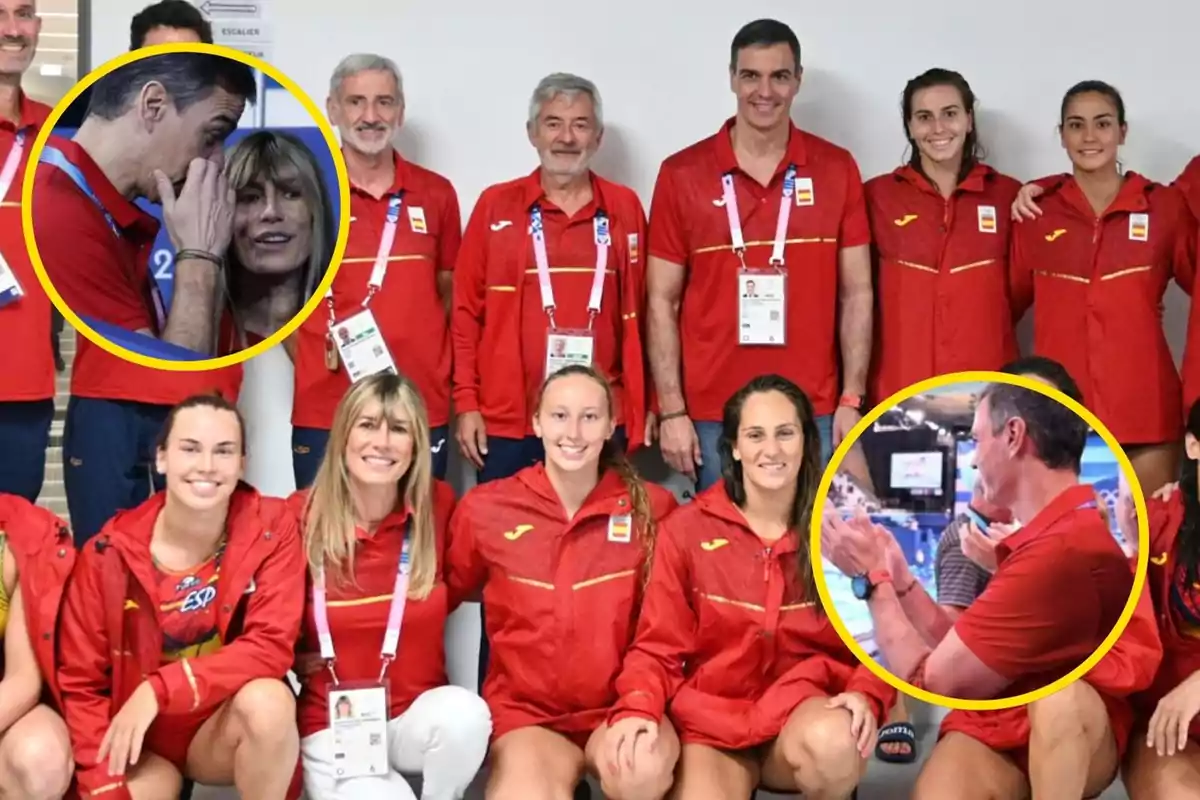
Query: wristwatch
[[839, 393, 868, 414], [851, 569, 893, 601]]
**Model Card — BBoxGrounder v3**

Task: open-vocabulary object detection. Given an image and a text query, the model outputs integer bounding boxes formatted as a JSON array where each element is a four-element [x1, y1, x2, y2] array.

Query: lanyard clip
[[545, 306, 558, 331], [362, 284, 379, 309], [378, 655, 394, 683], [326, 659, 340, 687]]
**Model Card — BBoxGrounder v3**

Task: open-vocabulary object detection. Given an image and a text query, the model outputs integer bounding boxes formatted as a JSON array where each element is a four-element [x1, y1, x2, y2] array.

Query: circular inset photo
[[23, 43, 349, 369], [813, 370, 1149, 711]]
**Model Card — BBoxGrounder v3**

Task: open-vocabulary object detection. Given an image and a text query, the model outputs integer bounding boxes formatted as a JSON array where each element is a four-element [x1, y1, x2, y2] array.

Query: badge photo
[[408, 205, 427, 234], [594, 215, 611, 246], [0, 252, 24, 309], [977, 204, 998, 234], [608, 514, 633, 543], [1129, 212, 1149, 242], [794, 177, 815, 207]]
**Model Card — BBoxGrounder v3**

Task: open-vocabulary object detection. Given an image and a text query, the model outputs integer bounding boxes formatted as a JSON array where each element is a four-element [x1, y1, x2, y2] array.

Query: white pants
[[301, 684, 492, 800]]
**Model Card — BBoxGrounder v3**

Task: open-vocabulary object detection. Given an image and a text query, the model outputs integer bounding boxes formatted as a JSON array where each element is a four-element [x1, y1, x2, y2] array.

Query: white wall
[[90, 0, 1200, 687]]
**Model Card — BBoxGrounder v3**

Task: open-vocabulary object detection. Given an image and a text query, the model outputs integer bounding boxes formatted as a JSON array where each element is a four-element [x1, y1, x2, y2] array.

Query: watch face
[[851, 574, 870, 600]]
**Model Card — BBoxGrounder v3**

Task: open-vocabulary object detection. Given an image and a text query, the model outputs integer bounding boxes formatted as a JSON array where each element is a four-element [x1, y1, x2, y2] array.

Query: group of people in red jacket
[[6, 362, 1200, 800], [0, 364, 897, 800]]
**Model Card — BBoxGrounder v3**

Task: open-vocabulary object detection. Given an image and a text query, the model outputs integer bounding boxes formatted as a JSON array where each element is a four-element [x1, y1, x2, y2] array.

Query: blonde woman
[[218, 130, 336, 354], [291, 373, 491, 800]]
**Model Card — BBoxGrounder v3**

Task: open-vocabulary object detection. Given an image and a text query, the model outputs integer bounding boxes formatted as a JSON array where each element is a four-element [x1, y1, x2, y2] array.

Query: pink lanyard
[[720, 164, 796, 268], [324, 192, 402, 326], [312, 522, 411, 684], [530, 204, 609, 330], [0, 130, 26, 203]]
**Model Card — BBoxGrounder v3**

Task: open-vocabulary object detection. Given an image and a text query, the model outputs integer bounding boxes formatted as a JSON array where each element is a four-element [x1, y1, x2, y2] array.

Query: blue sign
[[50, 125, 340, 309]]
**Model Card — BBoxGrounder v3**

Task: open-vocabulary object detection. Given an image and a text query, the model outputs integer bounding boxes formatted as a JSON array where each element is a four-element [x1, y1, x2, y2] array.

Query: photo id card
[[328, 683, 390, 780], [331, 309, 398, 382], [0, 252, 23, 309], [738, 271, 786, 346], [545, 330, 595, 378]]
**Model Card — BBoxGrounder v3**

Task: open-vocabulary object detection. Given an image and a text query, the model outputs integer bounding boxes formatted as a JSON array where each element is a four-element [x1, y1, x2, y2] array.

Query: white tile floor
[[191, 702, 1132, 799]]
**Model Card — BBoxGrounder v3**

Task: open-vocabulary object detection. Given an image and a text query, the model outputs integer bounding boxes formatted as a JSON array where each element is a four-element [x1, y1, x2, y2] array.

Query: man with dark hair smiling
[[648, 18, 874, 492], [30, 51, 256, 548]]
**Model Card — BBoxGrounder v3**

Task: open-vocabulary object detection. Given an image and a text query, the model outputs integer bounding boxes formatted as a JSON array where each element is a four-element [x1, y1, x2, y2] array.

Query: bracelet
[[896, 578, 918, 597], [658, 409, 688, 423], [175, 249, 223, 268]]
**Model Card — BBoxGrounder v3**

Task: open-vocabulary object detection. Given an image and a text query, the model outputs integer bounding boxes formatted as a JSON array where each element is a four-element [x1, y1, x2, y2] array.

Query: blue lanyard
[[40, 145, 120, 236]]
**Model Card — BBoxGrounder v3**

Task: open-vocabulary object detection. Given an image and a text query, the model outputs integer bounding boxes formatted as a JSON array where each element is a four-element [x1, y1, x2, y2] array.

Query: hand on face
[[154, 158, 235, 257]]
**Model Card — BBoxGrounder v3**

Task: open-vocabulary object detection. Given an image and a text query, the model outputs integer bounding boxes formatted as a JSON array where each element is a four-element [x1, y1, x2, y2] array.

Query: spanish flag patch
[[607, 514, 633, 544]]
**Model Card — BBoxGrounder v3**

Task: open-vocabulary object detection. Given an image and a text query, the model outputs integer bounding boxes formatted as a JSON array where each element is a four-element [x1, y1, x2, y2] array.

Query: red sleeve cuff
[[606, 691, 663, 726], [847, 670, 894, 723], [452, 391, 480, 414], [148, 673, 169, 708]]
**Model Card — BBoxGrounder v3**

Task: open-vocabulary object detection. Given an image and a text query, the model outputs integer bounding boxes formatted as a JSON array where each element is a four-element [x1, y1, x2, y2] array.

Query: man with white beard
[[289, 54, 462, 486], [451, 72, 652, 484]]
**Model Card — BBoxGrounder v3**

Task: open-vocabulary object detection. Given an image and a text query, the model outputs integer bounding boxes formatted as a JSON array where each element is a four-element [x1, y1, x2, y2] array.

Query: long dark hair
[[902, 67, 985, 186], [718, 374, 822, 604], [1179, 400, 1200, 585], [535, 365, 658, 585]]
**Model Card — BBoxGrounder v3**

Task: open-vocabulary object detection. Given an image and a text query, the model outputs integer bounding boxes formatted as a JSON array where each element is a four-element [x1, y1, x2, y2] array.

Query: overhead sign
[[212, 21, 272, 46], [193, 0, 264, 19]]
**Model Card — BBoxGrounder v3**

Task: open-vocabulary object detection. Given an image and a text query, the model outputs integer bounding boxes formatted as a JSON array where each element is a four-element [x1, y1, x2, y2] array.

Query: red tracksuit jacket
[[1137, 493, 1200, 739], [57, 486, 305, 800], [445, 464, 677, 742], [940, 552, 1161, 761], [0, 493, 74, 704], [865, 163, 1021, 402], [609, 485, 896, 750], [1009, 172, 1196, 444], [450, 171, 649, 445]]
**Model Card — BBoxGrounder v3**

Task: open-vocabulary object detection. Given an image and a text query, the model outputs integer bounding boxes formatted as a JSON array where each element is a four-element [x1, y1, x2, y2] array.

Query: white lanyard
[[312, 523, 411, 684], [0, 130, 25, 203], [530, 204, 609, 330], [325, 192, 403, 316], [721, 164, 796, 267]]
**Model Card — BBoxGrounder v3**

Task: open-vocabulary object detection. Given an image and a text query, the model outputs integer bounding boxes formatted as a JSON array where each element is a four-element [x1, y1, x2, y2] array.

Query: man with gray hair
[[289, 53, 461, 487], [451, 72, 652, 483]]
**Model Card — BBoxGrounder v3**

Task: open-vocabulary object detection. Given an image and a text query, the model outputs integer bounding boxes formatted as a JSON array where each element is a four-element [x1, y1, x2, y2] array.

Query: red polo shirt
[[32, 140, 241, 404], [865, 164, 1021, 402], [1173, 154, 1200, 222], [293, 152, 460, 430], [292, 480, 456, 738], [1010, 172, 1196, 444], [953, 484, 1134, 695], [0, 94, 54, 402], [451, 170, 648, 441], [647, 119, 870, 422]]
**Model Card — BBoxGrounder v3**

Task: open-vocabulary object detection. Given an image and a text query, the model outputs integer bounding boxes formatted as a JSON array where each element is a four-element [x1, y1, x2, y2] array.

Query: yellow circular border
[[811, 369, 1149, 711], [21, 42, 350, 371]]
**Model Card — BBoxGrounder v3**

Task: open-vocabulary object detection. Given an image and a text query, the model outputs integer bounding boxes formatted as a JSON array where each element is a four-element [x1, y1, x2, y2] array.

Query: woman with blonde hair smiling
[[217, 130, 336, 355], [291, 373, 491, 800]]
